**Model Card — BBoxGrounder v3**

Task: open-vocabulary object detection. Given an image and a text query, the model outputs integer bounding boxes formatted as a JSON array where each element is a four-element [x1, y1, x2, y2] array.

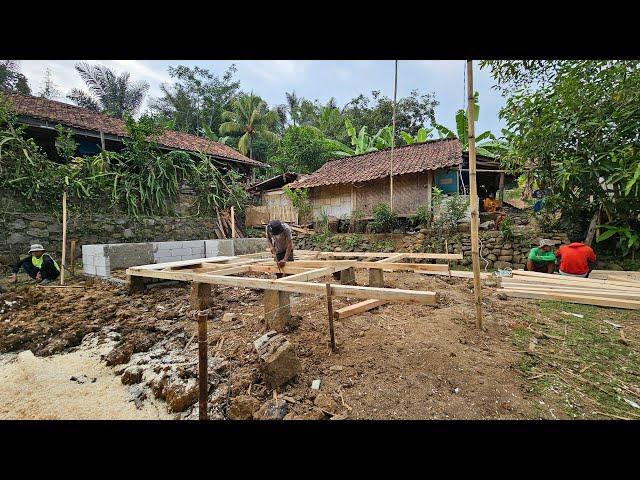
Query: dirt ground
[[0, 269, 636, 420]]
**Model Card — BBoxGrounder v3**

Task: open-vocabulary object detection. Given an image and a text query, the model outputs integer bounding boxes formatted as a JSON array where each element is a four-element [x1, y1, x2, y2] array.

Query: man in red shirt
[[555, 233, 597, 278]]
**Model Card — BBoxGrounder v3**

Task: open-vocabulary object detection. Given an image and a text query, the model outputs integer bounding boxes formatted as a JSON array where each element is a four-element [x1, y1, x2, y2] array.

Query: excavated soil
[[0, 270, 548, 420]]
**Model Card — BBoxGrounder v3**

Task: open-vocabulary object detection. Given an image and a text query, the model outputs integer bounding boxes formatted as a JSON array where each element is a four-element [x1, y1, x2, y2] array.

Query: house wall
[[309, 183, 352, 219], [354, 172, 432, 216], [262, 189, 297, 223]]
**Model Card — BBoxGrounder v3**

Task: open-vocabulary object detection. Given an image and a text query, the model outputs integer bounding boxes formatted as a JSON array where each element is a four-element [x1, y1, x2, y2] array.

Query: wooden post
[[231, 206, 236, 238], [466, 60, 484, 329], [498, 172, 505, 208], [60, 191, 67, 286], [326, 283, 336, 352], [197, 311, 208, 420], [369, 268, 384, 288], [70, 240, 76, 277], [190, 282, 212, 310], [100, 129, 106, 151], [389, 59, 398, 211]]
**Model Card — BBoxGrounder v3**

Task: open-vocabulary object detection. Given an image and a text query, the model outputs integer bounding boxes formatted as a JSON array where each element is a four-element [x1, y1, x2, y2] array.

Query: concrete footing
[[369, 268, 384, 288], [264, 290, 291, 332]]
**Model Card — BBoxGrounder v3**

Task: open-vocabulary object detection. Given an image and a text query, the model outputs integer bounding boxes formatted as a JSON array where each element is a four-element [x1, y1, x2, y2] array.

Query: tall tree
[[270, 125, 335, 173], [219, 93, 280, 159], [38, 68, 60, 99], [0, 60, 31, 95], [67, 62, 149, 118], [149, 65, 240, 135], [481, 60, 640, 253]]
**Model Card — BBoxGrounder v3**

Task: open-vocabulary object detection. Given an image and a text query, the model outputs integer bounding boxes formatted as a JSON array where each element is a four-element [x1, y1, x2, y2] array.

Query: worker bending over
[[10, 244, 60, 284], [555, 233, 597, 278], [266, 219, 294, 278], [526, 238, 556, 273]]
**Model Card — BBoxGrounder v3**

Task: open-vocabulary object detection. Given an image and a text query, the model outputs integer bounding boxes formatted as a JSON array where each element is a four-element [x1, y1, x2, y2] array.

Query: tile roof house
[[1, 91, 269, 176], [287, 138, 466, 219]]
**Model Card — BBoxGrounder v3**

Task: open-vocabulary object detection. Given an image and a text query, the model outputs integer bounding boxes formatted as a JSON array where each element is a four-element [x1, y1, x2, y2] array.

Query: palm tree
[[219, 93, 280, 159], [285, 91, 300, 126], [67, 62, 149, 118]]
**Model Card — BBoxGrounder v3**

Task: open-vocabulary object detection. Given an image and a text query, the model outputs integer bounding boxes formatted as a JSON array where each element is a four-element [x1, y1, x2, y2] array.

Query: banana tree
[[433, 91, 502, 157], [400, 127, 434, 145], [325, 118, 393, 157]]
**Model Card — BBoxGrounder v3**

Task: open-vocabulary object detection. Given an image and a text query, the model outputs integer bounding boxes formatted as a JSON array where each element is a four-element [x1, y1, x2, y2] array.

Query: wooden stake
[[326, 283, 336, 352], [389, 59, 398, 212], [197, 311, 209, 420], [99, 129, 106, 151], [466, 60, 483, 329], [231, 206, 236, 238], [70, 240, 76, 277], [60, 191, 67, 286], [498, 172, 505, 208]]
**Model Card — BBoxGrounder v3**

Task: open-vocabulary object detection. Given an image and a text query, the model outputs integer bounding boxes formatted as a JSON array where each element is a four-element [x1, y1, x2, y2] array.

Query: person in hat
[[266, 219, 294, 278], [9, 244, 61, 284], [526, 238, 557, 274]]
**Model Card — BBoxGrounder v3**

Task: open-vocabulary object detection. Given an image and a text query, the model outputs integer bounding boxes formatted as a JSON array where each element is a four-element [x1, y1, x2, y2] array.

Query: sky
[[17, 60, 506, 135]]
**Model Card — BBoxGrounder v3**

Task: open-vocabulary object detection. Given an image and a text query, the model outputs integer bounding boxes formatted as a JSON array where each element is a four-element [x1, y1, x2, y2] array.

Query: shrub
[[499, 215, 514, 240], [343, 233, 362, 250], [372, 239, 394, 252], [370, 203, 399, 233], [409, 203, 431, 228]]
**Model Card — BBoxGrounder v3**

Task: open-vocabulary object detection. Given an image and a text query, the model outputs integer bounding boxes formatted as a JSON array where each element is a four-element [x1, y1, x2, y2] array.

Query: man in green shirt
[[526, 239, 556, 274]]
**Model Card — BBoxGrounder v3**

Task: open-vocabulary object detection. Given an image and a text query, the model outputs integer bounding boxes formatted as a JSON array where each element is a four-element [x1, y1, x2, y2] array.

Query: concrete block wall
[[83, 238, 268, 278]]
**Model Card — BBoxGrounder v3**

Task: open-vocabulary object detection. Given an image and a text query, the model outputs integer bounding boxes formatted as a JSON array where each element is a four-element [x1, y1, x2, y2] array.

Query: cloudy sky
[[18, 60, 506, 134]]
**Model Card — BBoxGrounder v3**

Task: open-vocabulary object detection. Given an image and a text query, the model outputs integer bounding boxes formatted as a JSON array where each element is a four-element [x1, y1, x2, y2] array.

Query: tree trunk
[[584, 208, 600, 246]]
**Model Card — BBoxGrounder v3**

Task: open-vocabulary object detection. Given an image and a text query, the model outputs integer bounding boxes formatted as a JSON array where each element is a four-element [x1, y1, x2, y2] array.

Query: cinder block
[[171, 248, 191, 256], [83, 263, 96, 275], [181, 254, 201, 261], [94, 265, 108, 277], [83, 255, 95, 266], [155, 241, 183, 251], [182, 240, 205, 249], [205, 239, 234, 257]]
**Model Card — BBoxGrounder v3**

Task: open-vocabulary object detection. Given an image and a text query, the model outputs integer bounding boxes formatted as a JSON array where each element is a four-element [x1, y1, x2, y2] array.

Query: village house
[[2, 91, 269, 179], [285, 138, 507, 223]]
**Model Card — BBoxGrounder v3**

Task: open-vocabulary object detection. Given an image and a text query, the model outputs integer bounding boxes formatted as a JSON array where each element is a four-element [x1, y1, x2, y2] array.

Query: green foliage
[[349, 209, 365, 233], [596, 225, 639, 257], [370, 203, 399, 233], [482, 60, 640, 254], [0, 60, 31, 95], [0, 94, 248, 217], [432, 190, 469, 233], [400, 127, 434, 145], [409, 203, 431, 227], [149, 65, 240, 137], [326, 118, 394, 157], [270, 126, 334, 173], [433, 92, 504, 157], [372, 239, 394, 252], [342, 233, 362, 250], [283, 186, 313, 221], [67, 62, 149, 118], [499, 215, 514, 241], [219, 93, 280, 159]]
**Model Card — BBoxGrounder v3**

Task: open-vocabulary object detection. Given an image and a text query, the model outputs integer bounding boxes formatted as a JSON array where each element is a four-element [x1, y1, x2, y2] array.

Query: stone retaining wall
[[0, 210, 220, 269], [294, 229, 570, 270]]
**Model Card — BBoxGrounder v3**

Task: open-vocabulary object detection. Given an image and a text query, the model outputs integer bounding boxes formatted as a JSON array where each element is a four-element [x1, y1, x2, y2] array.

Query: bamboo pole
[[60, 191, 67, 286], [389, 60, 398, 212], [231, 206, 236, 238], [100, 129, 106, 151], [466, 60, 483, 329], [70, 240, 76, 277], [198, 311, 208, 420], [498, 172, 505, 208], [326, 283, 336, 352]]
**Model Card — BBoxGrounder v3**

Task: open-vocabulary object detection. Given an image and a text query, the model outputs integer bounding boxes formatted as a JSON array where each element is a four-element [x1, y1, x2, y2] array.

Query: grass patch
[[510, 300, 640, 419]]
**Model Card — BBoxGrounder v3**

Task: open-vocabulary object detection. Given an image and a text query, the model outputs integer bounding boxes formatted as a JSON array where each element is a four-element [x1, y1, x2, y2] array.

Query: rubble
[[165, 378, 199, 412], [253, 331, 300, 388], [227, 395, 260, 420], [254, 399, 288, 420]]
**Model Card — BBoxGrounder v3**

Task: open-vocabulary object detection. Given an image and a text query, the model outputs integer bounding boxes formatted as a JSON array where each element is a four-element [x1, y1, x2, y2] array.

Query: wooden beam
[[192, 274, 438, 305], [129, 256, 240, 271], [289, 260, 449, 272], [280, 266, 348, 282], [502, 286, 640, 300], [298, 250, 462, 260], [376, 254, 407, 263], [334, 299, 388, 320], [503, 290, 640, 310], [511, 271, 640, 290]]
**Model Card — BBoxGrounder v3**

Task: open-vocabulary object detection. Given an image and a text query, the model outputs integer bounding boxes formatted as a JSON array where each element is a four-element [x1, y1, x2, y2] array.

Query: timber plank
[[334, 299, 388, 320], [190, 274, 438, 305], [502, 290, 640, 310]]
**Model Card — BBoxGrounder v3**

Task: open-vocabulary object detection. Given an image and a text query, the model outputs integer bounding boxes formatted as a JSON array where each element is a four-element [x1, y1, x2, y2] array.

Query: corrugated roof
[[2, 91, 269, 168], [288, 138, 462, 189]]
